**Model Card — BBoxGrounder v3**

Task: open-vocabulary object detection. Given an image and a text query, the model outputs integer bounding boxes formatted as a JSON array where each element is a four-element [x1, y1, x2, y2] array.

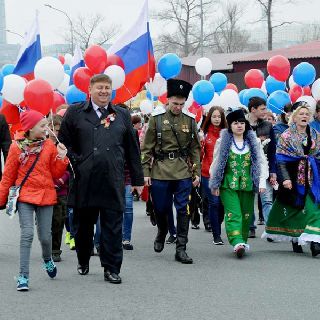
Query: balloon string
[[267, 102, 288, 115], [46, 125, 76, 179]]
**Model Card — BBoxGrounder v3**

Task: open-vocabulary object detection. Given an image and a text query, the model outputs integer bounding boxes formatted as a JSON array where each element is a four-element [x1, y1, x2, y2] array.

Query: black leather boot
[[154, 214, 168, 253], [292, 241, 303, 253], [310, 241, 320, 257], [175, 213, 193, 264]]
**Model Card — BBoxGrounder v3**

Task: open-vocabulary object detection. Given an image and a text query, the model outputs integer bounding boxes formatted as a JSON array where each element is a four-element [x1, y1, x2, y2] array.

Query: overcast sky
[[4, 0, 320, 48]]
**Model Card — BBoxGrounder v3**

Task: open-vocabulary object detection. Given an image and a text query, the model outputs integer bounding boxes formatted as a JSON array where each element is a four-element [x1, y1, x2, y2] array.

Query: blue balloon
[[66, 85, 87, 104], [64, 64, 70, 71], [239, 89, 248, 105], [65, 69, 71, 75], [0, 95, 2, 109], [243, 88, 267, 107], [0, 71, 3, 92], [146, 91, 158, 101], [158, 53, 182, 80], [209, 73, 227, 92], [192, 80, 215, 105], [265, 75, 286, 94], [293, 62, 316, 87], [2, 64, 15, 76], [267, 90, 291, 115]]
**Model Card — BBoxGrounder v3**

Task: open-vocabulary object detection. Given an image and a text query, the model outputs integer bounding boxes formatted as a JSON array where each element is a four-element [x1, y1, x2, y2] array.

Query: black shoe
[[248, 230, 256, 238], [52, 254, 61, 262], [166, 235, 177, 244], [267, 237, 274, 243], [175, 251, 193, 264], [292, 241, 303, 253], [213, 236, 224, 245], [77, 264, 89, 275], [90, 248, 95, 256], [104, 270, 122, 284], [191, 224, 200, 230], [257, 218, 265, 225], [122, 241, 133, 250], [310, 241, 320, 257], [204, 223, 212, 232], [154, 240, 165, 253]]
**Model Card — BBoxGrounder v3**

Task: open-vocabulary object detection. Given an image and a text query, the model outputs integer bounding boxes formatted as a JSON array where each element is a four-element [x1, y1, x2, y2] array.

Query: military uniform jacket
[[58, 101, 144, 211], [141, 108, 201, 180]]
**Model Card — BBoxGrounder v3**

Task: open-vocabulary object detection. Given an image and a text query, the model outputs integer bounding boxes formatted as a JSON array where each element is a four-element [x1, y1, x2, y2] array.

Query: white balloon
[[288, 75, 297, 89], [296, 95, 317, 114], [148, 73, 167, 97], [34, 57, 65, 89], [139, 99, 153, 114], [202, 93, 222, 113], [1, 74, 26, 105], [57, 74, 70, 95], [104, 65, 125, 90], [311, 78, 320, 100], [219, 89, 241, 110], [185, 91, 193, 108], [64, 53, 73, 66], [195, 57, 212, 76], [260, 81, 267, 95]]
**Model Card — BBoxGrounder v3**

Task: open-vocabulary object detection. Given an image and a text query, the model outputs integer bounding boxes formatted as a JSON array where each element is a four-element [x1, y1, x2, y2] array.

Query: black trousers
[[52, 195, 67, 255], [73, 207, 123, 274]]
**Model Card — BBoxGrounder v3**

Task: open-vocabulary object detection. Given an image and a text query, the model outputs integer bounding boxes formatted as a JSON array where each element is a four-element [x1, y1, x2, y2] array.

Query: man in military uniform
[[141, 79, 201, 264]]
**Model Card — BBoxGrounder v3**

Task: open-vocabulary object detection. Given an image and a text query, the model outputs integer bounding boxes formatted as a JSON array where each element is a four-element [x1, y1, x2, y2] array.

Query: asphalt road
[[0, 201, 319, 320]]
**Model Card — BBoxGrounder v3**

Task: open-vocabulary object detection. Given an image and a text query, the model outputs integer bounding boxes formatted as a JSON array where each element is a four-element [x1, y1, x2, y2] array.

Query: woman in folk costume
[[209, 109, 268, 258], [263, 103, 320, 257]]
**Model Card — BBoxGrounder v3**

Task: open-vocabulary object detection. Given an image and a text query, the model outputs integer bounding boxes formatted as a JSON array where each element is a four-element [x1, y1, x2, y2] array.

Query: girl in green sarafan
[[263, 103, 320, 257], [209, 109, 268, 258]]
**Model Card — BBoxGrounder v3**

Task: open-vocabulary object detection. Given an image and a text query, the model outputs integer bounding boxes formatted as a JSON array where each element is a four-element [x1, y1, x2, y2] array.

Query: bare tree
[[299, 22, 320, 42], [153, 0, 216, 57], [63, 14, 120, 51], [213, 2, 250, 53], [254, 0, 298, 50]]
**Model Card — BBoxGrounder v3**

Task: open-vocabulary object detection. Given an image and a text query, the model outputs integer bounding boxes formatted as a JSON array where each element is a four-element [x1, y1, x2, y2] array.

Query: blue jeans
[[123, 185, 133, 241], [67, 207, 75, 238], [260, 180, 273, 223], [201, 176, 222, 237]]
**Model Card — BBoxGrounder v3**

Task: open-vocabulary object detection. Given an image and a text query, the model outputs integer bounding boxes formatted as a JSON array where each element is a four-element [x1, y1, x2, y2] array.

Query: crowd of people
[[0, 74, 320, 292]]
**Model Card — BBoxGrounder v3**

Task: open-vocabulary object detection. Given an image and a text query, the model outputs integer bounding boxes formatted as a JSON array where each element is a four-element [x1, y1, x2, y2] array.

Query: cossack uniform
[[141, 79, 201, 264]]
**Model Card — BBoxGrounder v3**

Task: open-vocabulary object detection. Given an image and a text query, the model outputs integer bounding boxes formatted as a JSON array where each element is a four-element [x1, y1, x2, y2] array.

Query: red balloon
[[267, 55, 290, 82], [84, 45, 108, 74], [0, 100, 20, 124], [52, 92, 66, 113], [303, 86, 311, 96], [289, 85, 303, 103], [105, 54, 125, 69], [158, 92, 167, 105], [73, 67, 94, 94], [24, 79, 54, 115], [58, 55, 65, 65], [225, 83, 238, 93], [244, 69, 264, 88]]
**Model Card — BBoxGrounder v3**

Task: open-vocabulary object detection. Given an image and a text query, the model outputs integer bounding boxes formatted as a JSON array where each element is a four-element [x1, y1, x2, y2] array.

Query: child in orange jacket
[[0, 110, 68, 291]]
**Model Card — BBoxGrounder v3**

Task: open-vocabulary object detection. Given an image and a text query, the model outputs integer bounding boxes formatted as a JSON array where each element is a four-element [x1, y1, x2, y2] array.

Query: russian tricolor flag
[[69, 44, 85, 85], [109, 0, 155, 103], [13, 14, 42, 81]]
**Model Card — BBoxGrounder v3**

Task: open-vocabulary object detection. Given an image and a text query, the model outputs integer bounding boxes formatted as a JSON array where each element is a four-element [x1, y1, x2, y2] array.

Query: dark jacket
[[0, 114, 11, 180], [273, 121, 288, 144], [58, 101, 144, 211], [250, 119, 276, 174]]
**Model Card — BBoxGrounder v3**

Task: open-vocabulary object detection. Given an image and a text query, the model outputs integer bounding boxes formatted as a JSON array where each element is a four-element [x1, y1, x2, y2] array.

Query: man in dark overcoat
[[58, 74, 144, 284], [0, 114, 11, 180]]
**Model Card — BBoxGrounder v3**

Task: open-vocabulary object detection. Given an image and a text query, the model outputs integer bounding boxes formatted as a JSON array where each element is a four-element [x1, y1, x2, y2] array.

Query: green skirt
[[264, 194, 320, 245]]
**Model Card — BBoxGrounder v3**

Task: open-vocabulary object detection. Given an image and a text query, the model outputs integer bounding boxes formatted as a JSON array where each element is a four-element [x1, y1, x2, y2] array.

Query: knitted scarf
[[16, 138, 44, 165]]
